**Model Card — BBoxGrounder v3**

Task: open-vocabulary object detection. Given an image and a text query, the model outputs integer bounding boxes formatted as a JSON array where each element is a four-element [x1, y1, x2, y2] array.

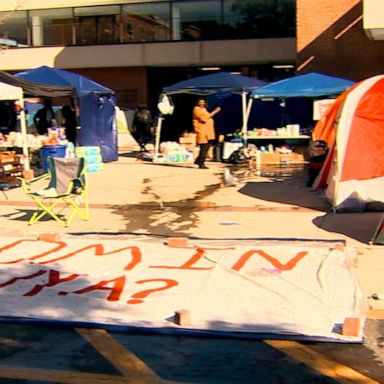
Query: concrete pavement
[[1, 151, 383, 310]]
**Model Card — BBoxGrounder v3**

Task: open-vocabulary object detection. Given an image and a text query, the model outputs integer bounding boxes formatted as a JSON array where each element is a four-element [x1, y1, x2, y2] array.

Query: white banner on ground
[[0, 236, 366, 341]]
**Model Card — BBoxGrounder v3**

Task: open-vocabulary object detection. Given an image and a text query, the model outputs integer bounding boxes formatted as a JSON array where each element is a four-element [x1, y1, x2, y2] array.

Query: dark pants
[[195, 142, 211, 166], [134, 123, 152, 150]]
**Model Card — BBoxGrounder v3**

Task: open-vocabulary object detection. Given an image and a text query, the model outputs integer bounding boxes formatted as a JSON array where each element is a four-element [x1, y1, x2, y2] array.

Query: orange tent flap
[[312, 81, 360, 145], [341, 79, 384, 181]]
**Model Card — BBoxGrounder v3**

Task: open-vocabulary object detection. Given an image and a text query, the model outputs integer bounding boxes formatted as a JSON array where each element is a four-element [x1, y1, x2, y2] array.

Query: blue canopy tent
[[163, 71, 267, 95], [248, 72, 355, 133], [160, 72, 267, 151], [15, 66, 117, 162], [250, 72, 355, 99]]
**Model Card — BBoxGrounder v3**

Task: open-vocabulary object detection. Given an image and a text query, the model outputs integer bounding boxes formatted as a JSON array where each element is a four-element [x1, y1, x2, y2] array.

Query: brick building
[[0, 0, 296, 110], [0, 0, 383, 109], [296, 0, 384, 81]]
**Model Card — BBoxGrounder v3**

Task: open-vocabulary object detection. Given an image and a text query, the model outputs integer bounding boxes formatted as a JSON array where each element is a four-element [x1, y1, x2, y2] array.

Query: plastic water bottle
[[66, 142, 75, 158]]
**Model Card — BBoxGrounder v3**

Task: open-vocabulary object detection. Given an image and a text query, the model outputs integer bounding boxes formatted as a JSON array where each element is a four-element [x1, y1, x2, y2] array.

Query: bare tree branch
[[0, 0, 27, 25]]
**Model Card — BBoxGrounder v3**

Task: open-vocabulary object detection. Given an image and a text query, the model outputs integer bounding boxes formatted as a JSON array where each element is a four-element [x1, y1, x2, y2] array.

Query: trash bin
[[40, 144, 67, 172], [214, 143, 222, 162]]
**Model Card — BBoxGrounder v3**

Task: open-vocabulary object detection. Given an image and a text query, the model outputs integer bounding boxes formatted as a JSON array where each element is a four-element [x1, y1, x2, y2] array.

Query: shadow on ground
[[313, 212, 384, 244], [237, 164, 330, 211]]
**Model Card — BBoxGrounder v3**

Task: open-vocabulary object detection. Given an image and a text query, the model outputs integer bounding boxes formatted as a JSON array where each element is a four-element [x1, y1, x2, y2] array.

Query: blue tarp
[[163, 71, 268, 95], [209, 95, 316, 134], [250, 72, 355, 99], [16, 66, 117, 162]]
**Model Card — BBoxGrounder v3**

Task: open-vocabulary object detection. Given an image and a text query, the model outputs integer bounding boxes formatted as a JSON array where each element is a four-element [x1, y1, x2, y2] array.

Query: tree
[[0, 0, 26, 50], [231, 0, 295, 38]]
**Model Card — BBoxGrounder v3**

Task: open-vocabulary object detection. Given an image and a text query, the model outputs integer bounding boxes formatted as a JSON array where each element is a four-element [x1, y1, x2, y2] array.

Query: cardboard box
[[179, 134, 196, 150], [259, 151, 306, 164], [291, 152, 305, 162], [280, 153, 293, 163], [261, 153, 280, 164], [280, 152, 305, 163], [0, 151, 15, 164]]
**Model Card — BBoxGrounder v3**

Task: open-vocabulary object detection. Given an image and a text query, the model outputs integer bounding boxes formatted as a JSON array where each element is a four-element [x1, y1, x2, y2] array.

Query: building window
[[29, 8, 75, 46], [74, 6, 119, 45], [77, 15, 116, 45], [120, 3, 171, 42], [172, 1, 222, 40], [223, 0, 295, 38], [0, 10, 28, 47], [0, 0, 295, 48]]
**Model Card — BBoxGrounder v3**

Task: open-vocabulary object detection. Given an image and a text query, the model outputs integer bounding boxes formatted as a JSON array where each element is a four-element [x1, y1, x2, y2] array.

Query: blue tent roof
[[250, 72, 355, 98], [163, 72, 268, 95], [15, 66, 114, 97]]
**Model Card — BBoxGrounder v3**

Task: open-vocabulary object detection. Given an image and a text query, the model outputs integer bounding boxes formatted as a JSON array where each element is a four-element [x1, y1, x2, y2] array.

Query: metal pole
[[153, 114, 163, 163], [19, 97, 30, 171]]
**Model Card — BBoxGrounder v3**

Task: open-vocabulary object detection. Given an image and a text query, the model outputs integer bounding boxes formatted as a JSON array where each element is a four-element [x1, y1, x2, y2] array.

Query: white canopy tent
[[0, 82, 30, 171]]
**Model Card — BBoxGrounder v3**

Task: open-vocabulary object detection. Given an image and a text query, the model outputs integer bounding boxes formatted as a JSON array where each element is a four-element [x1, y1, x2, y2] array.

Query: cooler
[[40, 145, 67, 172]]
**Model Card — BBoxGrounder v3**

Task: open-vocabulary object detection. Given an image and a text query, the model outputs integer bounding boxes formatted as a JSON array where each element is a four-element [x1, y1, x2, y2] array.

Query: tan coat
[[192, 106, 216, 144]]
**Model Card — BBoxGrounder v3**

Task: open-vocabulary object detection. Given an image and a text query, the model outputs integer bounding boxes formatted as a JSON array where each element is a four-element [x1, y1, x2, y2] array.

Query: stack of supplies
[[75, 146, 104, 173]]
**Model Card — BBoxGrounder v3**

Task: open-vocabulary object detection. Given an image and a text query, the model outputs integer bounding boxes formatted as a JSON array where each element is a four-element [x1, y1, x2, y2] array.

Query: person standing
[[132, 104, 153, 151], [192, 98, 221, 169], [33, 99, 55, 135], [60, 105, 77, 145]]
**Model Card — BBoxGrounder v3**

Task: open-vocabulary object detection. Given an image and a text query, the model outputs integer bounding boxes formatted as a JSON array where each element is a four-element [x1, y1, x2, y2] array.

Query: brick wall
[[296, 0, 384, 80], [297, 0, 360, 51], [70, 67, 148, 109]]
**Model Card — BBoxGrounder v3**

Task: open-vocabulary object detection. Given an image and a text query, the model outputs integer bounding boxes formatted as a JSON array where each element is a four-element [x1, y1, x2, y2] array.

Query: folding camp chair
[[18, 156, 89, 226], [0, 179, 20, 199]]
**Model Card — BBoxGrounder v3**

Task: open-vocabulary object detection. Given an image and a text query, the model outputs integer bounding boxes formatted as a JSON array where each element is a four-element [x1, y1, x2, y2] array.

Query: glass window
[[78, 16, 98, 45], [1, 0, 296, 48], [0, 10, 28, 47], [121, 3, 171, 42], [74, 6, 120, 45], [74, 5, 120, 17], [77, 15, 116, 45], [172, 1, 221, 40], [223, 0, 295, 38], [29, 8, 75, 46]]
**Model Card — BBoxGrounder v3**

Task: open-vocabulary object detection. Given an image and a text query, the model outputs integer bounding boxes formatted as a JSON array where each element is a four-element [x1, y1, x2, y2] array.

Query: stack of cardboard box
[[0, 151, 23, 182], [260, 151, 306, 164], [179, 133, 196, 151]]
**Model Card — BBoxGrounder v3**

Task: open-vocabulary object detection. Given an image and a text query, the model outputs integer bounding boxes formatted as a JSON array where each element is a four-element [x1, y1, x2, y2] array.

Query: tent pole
[[245, 97, 253, 132], [73, 96, 80, 146], [153, 114, 163, 162], [19, 97, 30, 172], [241, 91, 247, 146], [246, 97, 253, 121]]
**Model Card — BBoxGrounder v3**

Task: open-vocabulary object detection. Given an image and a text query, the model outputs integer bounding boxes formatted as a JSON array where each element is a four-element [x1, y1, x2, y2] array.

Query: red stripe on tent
[[341, 78, 384, 181]]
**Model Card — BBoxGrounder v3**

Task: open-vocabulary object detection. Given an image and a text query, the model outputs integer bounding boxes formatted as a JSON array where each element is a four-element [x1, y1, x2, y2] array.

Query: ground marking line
[[264, 340, 380, 384], [76, 328, 162, 383]]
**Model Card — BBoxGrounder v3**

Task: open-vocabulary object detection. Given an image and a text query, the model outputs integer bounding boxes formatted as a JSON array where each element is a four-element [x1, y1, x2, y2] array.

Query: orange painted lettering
[[58, 275, 126, 301], [0, 240, 66, 264], [24, 270, 81, 296], [232, 250, 308, 271], [150, 247, 213, 270], [0, 269, 46, 288]]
